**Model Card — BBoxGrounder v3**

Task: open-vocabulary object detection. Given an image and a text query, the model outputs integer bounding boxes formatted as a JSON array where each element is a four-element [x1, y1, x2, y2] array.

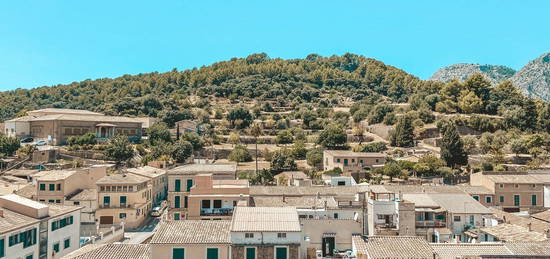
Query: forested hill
[[0, 53, 430, 121]]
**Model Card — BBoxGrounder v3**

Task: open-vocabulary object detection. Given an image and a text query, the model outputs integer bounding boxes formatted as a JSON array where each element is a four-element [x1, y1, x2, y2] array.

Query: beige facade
[[5, 108, 143, 145], [96, 173, 152, 229], [470, 171, 544, 212], [167, 164, 237, 220], [35, 166, 107, 204], [323, 150, 386, 176], [126, 166, 168, 206], [301, 219, 362, 257], [187, 174, 249, 220]]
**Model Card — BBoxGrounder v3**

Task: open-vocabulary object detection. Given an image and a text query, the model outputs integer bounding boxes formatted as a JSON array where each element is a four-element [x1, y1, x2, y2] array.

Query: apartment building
[[95, 173, 152, 229], [0, 194, 81, 259], [323, 150, 385, 178], [470, 171, 544, 212], [186, 174, 249, 220], [167, 164, 237, 220], [150, 220, 231, 259], [457, 185, 495, 207], [4, 108, 143, 145], [230, 207, 301, 259], [125, 166, 167, 206], [367, 186, 416, 237], [34, 166, 107, 204]]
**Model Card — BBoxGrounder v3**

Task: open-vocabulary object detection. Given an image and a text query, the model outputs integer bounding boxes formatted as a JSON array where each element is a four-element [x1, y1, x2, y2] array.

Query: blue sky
[[1, 0, 549, 91]]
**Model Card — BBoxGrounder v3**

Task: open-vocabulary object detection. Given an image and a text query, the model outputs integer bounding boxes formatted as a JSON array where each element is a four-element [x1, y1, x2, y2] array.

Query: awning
[[96, 123, 116, 127]]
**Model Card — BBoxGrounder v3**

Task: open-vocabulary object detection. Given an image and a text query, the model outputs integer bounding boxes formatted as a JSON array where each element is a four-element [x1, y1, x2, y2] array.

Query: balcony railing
[[200, 208, 233, 216], [99, 204, 133, 209], [375, 223, 398, 229], [337, 201, 363, 208]]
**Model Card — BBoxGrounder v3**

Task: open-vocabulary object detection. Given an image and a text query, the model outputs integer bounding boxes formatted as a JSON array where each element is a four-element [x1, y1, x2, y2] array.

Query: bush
[[67, 133, 97, 146], [229, 145, 252, 162], [276, 130, 294, 145]]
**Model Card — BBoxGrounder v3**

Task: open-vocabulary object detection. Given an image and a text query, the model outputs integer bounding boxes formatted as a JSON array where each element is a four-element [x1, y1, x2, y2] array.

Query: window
[[206, 248, 219, 259], [186, 179, 193, 192], [174, 179, 181, 192], [454, 216, 461, 222], [275, 247, 288, 259], [53, 242, 60, 253], [277, 233, 287, 238], [245, 233, 254, 238], [9, 228, 37, 248], [515, 184, 519, 188], [119, 213, 127, 219], [120, 196, 127, 205], [343, 159, 348, 166], [49, 184, 55, 191], [39, 184, 45, 191], [499, 184, 504, 188], [56, 184, 61, 191], [351, 159, 355, 163], [500, 196, 504, 203], [485, 196, 492, 203], [514, 195, 520, 206], [184, 196, 188, 209], [360, 160, 364, 164], [51, 216, 73, 231], [0, 238, 4, 258], [334, 213, 339, 219], [532, 184, 537, 188], [174, 196, 181, 209], [470, 215, 475, 225], [55, 200, 60, 204], [532, 195, 537, 206], [174, 213, 180, 220], [48, 200, 54, 203], [74, 201, 80, 205], [103, 196, 110, 206], [336, 158, 340, 163], [172, 248, 185, 259], [337, 181, 346, 186], [376, 159, 379, 163], [213, 200, 222, 209], [246, 247, 256, 259], [26, 255, 32, 259], [202, 200, 211, 209], [472, 195, 479, 201], [64, 238, 70, 249]]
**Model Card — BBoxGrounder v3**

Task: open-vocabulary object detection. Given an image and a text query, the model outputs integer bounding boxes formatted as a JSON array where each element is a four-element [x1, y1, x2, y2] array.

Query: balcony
[[415, 220, 446, 228], [200, 208, 233, 216]]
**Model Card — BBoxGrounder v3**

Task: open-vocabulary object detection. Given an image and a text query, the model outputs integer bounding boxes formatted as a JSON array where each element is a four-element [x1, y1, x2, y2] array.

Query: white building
[[0, 194, 81, 259]]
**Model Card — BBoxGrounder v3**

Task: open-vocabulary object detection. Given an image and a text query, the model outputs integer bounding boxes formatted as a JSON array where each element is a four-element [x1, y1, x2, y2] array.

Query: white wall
[[5, 121, 30, 138], [47, 210, 81, 259], [231, 232, 301, 245], [544, 186, 550, 208], [0, 224, 40, 259]]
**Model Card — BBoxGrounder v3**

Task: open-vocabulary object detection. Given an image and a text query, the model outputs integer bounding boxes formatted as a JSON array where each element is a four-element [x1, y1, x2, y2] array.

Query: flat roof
[[323, 150, 386, 157], [0, 207, 40, 234], [126, 166, 166, 178], [251, 196, 338, 209], [168, 163, 237, 175], [36, 170, 78, 181], [96, 173, 150, 184]]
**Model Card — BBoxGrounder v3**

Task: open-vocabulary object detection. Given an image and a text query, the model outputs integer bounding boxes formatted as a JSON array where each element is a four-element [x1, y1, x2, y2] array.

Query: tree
[[463, 73, 491, 102], [161, 110, 194, 127], [104, 135, 135, 165], [459, 91, 483, 114], [383, 162, 401, 182], [538, 104, 550, 133], [227, 107, 252, 129], [147, 122, 171, 144], [439, 121, 468, 168], [353, 142, 387, 152], [228, 145, 252, 163], [414, 154, 446, 176], [367, 103, 394, 124], [510, 138, 528, 156], [461, 135, 478, 154], [0, 134, 20, 157], [172, 139, 193, 163], [390, 115, 414, 147], [291, 140, 307, 159], [270, 149, 297, 173], [352, 126, 365, 144], [180, 132, 203, 150], [249, 123, 263, 174], [228, 131, 241, 146], [317, 124, 347, 149], [276, 130, 294, 145], [306, 148, 324, 170]]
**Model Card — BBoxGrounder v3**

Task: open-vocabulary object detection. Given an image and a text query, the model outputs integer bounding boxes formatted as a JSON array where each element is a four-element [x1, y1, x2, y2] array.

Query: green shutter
[[53, 243, 59, 253], [186, 179, 193, 192], [64, 238, 70, 249], [175, 180, 181, 192], [120, 196, 127, 204], [172, 248, 185, 259], [276, 247, 288, 259], [49, 184, 55, 191], [39, 184, 45, 191], [104, 196, 110, 204], [206, 248, 218, 259], [514, 195, 520, 206], [174, 196, 181, 209], [0, 238, 4, 258], [246, 248, 256, 259], [532, 195, 537, 206]]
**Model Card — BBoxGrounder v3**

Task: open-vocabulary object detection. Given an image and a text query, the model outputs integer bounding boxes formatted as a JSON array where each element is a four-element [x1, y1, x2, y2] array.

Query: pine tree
[[390, 115, 414, 147], [439, 121, 468, 168]]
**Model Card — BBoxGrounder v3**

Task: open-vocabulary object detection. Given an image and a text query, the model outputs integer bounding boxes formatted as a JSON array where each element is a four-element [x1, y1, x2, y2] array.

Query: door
[[206, 248, 218, 259], [172, 248, 184, 259], [275, 247, 288, 259], [514, 195, 520, 206], [99, 216, 113, 224], [322, 237, 335, 256], [174, 196, 181, 209], [246, 248, 256, 259]]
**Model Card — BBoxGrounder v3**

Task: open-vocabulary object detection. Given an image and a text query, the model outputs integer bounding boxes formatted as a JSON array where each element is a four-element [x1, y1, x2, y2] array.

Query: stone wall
[[232, 244, 300, 259]]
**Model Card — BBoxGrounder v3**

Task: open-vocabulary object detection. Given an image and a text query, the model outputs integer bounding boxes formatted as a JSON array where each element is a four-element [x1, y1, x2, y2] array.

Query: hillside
[[429, 63, 516, 85], [511, 52, 550, 102], [0, 53, 424, 121]]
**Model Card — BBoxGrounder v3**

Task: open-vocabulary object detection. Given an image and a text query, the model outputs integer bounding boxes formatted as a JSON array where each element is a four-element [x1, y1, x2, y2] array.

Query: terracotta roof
[[47, 203, 82, 217], [457, 185, 494, 195], [428, 193, 492, 214], [480, 223, 548, 242], [69, 189, 97, 201], [532, 210, 550, 223], [126, 166, 166, 179], [403, 194, 440, 208], [431, 243, 512, 259], [250, 185, 369, 197], [63, 244, 150, 259], [379, 185, 466, 194], [324, 150, 386, 157], [251, 196, 338, 209], [151, 220, 230, 244], [15, 184, 36, 199], [168, 164, 237, 175], [352, 235, 369, 255], [484, 174, 540, 184], [231, 206, 300, 232], [356, 236, 436, 259], [27, 113, 143, 124], [36, 170, 78, 181], [489, 208, 550, 234], [28, 108, 104, 115], [504, 241, 550, 255], [274, 171, 309, 180], [96, 173, 150, 184], [0, 208, 40, 234]]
